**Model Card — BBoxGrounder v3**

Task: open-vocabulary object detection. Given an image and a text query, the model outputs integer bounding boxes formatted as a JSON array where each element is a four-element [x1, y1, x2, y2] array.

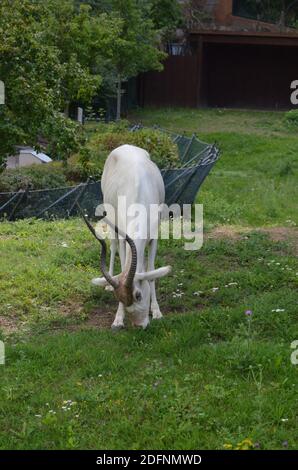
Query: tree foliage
[[146, 0, 182, 41], [0, 0, 117, 167], [0, 0, 169, 167], [233, 0, 298, 27], [77, 0, 170, 119]]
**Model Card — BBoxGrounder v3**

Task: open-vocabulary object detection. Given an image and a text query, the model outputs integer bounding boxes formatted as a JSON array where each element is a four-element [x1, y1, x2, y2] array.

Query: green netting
[[0, 127, 219, 221]]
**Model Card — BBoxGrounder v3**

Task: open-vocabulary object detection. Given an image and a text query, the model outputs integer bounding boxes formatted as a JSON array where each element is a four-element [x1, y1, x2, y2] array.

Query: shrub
[[0, 162, 67, 192], [66, 126, 180, 183], [284, 110, 298, 127], [91, 128, 180, 169], [1, 125, 180, 191]]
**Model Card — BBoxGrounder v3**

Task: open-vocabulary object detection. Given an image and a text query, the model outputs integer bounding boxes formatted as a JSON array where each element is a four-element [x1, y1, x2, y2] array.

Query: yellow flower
[[223, 443, 233, 450], [236, 438, 254, 450], [224, 438, 254, 450]]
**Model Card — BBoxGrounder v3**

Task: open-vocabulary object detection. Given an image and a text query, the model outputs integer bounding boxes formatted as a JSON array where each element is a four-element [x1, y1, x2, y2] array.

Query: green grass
[[0, 108, 297, 450], [129, 108, 298, 226], [0, 218, 297, 449], [129, 108, 292, 137]]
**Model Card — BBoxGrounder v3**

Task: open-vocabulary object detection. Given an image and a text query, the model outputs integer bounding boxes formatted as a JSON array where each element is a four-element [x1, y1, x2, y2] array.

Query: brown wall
[[138, 38, 298, 110], [213, 0, 233, 23], [138, 55, 198, 108], [203, 42, 298, 109]]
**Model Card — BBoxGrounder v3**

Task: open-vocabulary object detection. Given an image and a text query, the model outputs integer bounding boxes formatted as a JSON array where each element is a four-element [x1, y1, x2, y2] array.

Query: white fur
[[93, 144, 171, 329]]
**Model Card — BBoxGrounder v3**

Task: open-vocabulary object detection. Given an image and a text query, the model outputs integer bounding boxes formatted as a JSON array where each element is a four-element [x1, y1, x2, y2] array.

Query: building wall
[[6, 155, 19, 169], [138, 1, 298, 110], [203, 42, 298, 109], [19, 153, 43, 167], [139, 55, 198, 108], [139, 37, 298, 110], [6, 153, 43, 169]]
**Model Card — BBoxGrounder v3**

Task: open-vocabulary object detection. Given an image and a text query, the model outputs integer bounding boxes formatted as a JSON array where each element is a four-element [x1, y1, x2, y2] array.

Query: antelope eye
[[134, 291, 142, 302]]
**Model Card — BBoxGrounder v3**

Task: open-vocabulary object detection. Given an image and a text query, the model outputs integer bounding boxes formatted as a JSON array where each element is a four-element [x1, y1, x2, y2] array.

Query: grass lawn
[[0, 108, 297, 450], [129, 108, 298, 227]]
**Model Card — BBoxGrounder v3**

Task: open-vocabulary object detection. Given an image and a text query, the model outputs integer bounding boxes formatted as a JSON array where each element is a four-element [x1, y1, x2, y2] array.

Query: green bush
[[0, 125, 180, 191], [66, 125, 180, 183], [284, 110, 298, 127], [0, 162, 68, 192], [90, 128, 180, 169]]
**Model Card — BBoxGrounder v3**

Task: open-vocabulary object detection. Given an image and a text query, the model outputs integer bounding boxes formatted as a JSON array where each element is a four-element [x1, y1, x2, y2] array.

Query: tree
[[148, 0, 182, 41], [42, 1, 120, 116], [77, 0, 183, 119], [0, 0, 64, 166], [103, 0, 166, 120], [233, 0, 298, 28], [0, 0, 117, 168], [182, 0, 212, 30]]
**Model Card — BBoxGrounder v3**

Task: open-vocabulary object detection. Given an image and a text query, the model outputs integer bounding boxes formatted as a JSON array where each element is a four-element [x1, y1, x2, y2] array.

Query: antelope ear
[[135, 266, 172, 282], [91, 277, 109, 287], [91, 274, 120, 288]]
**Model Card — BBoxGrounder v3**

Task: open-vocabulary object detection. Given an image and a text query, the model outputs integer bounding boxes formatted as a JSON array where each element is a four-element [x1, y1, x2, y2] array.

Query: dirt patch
[[68, 303, 180, 331], [207, 225, 250, 240], [83, 307, 115, 329], [56, 299, 116, 331], [0, 315, 20, 335], [261, 227, 297, 244], [58, 300, 84, 318], [208, 225, 298, 253]]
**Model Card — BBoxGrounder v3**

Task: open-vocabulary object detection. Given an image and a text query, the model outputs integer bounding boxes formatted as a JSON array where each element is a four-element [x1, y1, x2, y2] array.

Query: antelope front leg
[[105, 237, 117, 292], [111, 239, 127, 329], [148, 239, 163, 320], [112, 302, 125, 330]]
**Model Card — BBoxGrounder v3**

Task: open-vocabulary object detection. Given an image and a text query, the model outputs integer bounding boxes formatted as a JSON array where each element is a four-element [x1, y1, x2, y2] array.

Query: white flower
[[271, 308, 285, 313], [35, 414, 42, 418], [281, 418, 288, 422], [212, 287, 219, 292]]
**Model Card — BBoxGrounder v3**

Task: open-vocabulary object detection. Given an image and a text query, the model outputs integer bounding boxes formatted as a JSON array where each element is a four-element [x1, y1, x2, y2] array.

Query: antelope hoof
[[111, 323, 124, 331], [105, 285, 114, 292], [152, 309, 163, 320]]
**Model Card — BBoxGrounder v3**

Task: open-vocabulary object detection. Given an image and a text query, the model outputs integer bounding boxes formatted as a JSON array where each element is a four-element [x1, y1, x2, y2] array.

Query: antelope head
[[79, 206, 171, 327]]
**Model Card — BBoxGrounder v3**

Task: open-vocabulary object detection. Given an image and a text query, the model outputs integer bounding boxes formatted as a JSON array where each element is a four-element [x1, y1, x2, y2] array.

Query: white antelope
[[86, 144, 171, 329]]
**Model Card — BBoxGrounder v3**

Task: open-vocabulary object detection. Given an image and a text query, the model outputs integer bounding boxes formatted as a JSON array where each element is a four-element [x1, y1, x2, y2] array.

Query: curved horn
[[123, 232, 137, 288], [104, 219, 137, 288], [76, 203, 119, 290]]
